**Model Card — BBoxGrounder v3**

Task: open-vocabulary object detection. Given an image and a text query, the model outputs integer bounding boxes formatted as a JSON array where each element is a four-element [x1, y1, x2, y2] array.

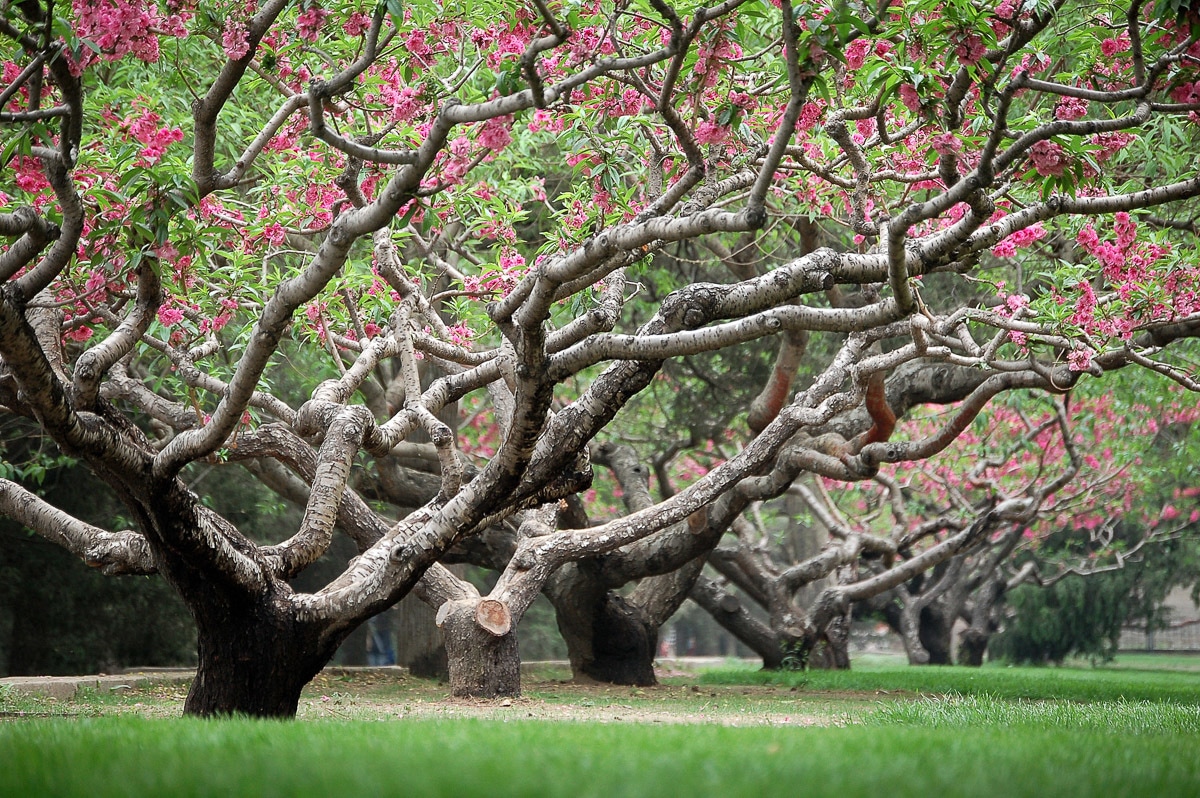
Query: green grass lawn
[[2, 717, 1198, 798], [2, 656, 1199, 797], [700, 658, 1200, 703]]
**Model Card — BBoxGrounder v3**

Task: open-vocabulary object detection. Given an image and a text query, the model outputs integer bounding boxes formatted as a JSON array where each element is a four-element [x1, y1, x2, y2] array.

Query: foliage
[[989, 573, 1134, 665]]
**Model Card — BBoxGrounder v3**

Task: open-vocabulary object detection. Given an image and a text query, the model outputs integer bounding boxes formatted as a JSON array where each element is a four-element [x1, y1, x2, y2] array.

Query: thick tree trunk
[[918, 605, 955, 665], [439, 599, 520, 698], [579, 594, 657, 685], [957, 629, 989, 666], [551, 568, 658, 686], [185, 596, 336, 718], [808, 619, 851, 670]]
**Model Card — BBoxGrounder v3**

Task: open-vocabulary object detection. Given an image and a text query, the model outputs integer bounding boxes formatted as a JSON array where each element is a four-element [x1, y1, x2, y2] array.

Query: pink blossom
[[695, 119, 730, 145], [69, 0, 174, 73], [1113, 211, 1137, 249], [845, 38, 870, 70], [898, 84, 921, 114], [222, 21, 250, 60], [930, 132, 961, 156], [478, 115, 514, 152], [992, 239, 1017, 258], [391, 86, 423, 122], [499, 248, 526, 271], [157, 305, 185, 327], [952, 32, 987, 65], [1067, 346, 1093, 372], [447, 323, 474, 347], [297, 7, 328, 42], [67, 325, 94, 343], [343, 12, 372, 37], [1092, 131, 1136, 163], [1054, 96, 1088, 120], [1101, 35, 1129, 58], [262, 223, 286, 246], [796, 101, 824, 132], [1029, 139, 1067, 177], [1076, 224, 1100, 253]]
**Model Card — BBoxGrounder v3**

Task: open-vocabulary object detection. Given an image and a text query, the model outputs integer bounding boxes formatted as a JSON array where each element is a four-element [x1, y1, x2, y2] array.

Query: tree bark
[[580, 593, 657, 684], [185, 591, 337, 718], [438, 599, 521, 698], [552, 573, 658, 685], [918, 605, 955, 665]]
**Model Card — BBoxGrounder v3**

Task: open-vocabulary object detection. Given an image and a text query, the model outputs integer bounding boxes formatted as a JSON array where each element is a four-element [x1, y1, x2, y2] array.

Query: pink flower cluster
[[297, 6, 328, 42], [1029, 139, 1068, 177], [69, 0, 189, 75], [1054, 96, 1088, 120], [122, 107, 184, 165], [695, 119, 730, 145], [952, 31, 987, 65], [991, 222, 1046, 258], [478, 115, 514, 152], [222, 20, 249, 60]]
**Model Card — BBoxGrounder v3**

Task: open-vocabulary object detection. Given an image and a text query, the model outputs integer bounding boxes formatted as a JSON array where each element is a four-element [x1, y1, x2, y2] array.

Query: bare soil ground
[[4, 665, 894, 725]]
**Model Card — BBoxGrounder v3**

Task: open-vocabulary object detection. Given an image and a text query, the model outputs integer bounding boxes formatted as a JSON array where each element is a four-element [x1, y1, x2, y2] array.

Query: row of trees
[[1, 0, 1199, 715]]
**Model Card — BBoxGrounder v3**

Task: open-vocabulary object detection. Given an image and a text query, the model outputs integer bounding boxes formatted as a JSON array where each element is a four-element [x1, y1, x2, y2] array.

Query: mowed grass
[[700, 658, 1200, 703], [2, 716, 1199, 798], [2, 656, 1199, 797]]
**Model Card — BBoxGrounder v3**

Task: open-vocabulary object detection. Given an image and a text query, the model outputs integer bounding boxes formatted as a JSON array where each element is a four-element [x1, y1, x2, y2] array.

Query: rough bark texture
[[551, 571, 658, 685], [185, 593, 337, 718], [917, 605, 955, 666], [579, 594, 658, 685], [440, 602, 520, 698]]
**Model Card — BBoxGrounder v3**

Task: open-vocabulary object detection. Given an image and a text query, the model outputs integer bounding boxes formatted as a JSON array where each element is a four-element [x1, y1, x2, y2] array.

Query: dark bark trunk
[[550, 567, 658, 686], [440, 601, 520, 698], [579, 594, 657, 685], [808, 619, 851, 669], [957, 629, 989, 666], [918, 605, 954, 665], [691, 575, 785, 668], [185, 593, 337, 718]]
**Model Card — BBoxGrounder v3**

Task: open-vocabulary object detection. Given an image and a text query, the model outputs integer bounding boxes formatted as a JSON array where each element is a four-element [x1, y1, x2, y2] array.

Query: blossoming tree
[[2, 0, 1200, 715], [691, 389, 1199, 668]]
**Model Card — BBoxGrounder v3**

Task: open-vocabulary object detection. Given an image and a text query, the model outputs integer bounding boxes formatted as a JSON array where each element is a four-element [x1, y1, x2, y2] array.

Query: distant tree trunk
[[439, 599, 520, 698], [0, 604, 11, 676], [580, 594, 658, 684], [809, 616, 851, 669], [553, 582, 657, 685], [918, 605, 955, 665], [395, 593, 449, 678], [958, 578, 1006, 666]]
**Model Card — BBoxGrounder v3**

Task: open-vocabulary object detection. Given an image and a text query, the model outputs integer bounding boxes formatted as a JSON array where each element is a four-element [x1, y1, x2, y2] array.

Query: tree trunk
[[438, 599, 520, 698], [957, 628, 989, 666], [918, 605, 954, 665], [395, 593, 449, 678], [808, 618, 851, 670], [550, 568, 658, 686], [578, 594, 657, 684], [185, 595, 336, 718]]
